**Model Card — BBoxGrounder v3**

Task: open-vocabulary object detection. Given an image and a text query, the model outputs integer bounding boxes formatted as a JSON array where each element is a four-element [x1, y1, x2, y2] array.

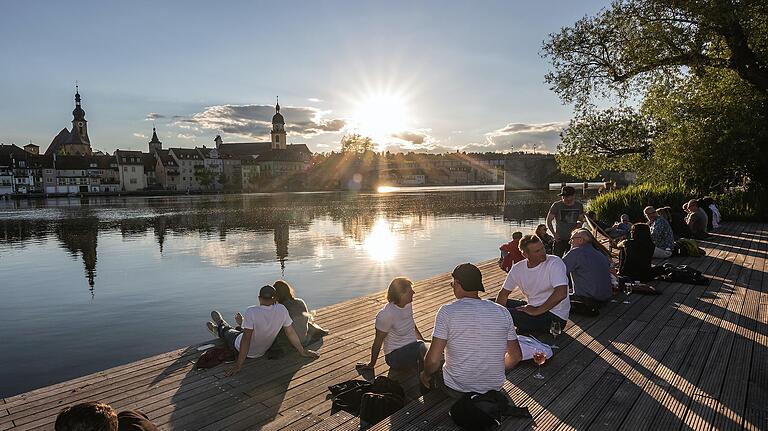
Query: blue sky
[[0, 0, 608, 154]]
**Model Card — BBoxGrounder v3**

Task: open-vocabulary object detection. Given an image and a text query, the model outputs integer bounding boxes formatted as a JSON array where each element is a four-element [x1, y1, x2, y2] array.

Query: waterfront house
[[154, 149, 180, 191], [169, 147, 204, 192], [115, 150, 146, 192]]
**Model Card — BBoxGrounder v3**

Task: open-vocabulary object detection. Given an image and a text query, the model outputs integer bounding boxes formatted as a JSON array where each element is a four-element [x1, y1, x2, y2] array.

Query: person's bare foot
[[235, 312, 243, 326]]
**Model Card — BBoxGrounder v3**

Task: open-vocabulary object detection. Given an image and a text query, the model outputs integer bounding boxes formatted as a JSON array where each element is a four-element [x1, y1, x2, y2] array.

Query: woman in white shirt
[[360, 277, 427, 370]]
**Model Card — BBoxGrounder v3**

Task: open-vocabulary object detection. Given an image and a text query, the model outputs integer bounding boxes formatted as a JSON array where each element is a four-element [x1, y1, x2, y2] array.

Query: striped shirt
[[432, 298, 517, 393]]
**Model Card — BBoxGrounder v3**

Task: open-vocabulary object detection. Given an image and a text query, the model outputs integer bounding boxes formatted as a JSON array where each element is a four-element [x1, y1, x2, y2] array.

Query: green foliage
[[588, 183, 767, 223], [340, 133, 374, 154], [557, 107, 653, 179]]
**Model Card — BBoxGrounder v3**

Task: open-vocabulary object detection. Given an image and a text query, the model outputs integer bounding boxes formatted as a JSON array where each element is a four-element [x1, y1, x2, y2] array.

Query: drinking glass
[[622, 282, 633, 304], [532, 350, 546, 379], [550, 321, 562, 349]]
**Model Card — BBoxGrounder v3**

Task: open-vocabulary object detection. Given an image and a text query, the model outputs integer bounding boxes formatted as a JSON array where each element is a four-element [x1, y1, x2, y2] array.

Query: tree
[[544, 0, 768, 191], [558, 107, 654, 179], [340, 133, 374, 153], [194, 168, 217, 190], [542, 0, 768, 107]]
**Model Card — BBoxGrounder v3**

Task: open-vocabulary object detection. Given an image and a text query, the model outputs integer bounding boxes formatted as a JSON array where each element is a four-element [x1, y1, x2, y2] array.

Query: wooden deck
[[1, 222, 765, 430]]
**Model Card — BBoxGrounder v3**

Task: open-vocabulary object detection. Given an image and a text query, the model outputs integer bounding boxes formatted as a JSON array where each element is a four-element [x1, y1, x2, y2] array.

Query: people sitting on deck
[[206, 285, 319, 376], [700, 196, 721, 230], [613, 214, 632, 235], [563, 229, 614, 309], [643, 206, 675, 258], [684, 199, 709, 239], [657, 206, 693, 240], [274, 280, 329, 346], [499, 231, 525, 272], [547, 186, 585, 257], [535, 224, 555, 255], [419, 263, 522, 398], [359, 277, 428, 372], [55, 401, 158, 431], [495, 235, 570, 334], [617, 223, 656, 282]]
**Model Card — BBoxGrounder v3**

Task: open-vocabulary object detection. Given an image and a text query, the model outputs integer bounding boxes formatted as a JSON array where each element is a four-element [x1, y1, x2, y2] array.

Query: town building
[[45, 87, 93, 157], [115, 150, 146, 191], [169, 147, 204, 191]]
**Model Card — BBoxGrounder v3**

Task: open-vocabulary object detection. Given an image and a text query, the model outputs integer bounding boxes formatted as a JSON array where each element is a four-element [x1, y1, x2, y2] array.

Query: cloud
[[392, 130, 432, 146], [176, 133, 195, 140], [145, 113, 166, 120], [177, 104, 346, 140], [133, 133, 147, 139], [468, 121, 567, 153], [307, 98, 322, 103]]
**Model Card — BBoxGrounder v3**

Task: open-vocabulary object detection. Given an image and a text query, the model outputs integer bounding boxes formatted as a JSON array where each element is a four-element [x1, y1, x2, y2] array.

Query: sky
[[0, 0, 609, 155]]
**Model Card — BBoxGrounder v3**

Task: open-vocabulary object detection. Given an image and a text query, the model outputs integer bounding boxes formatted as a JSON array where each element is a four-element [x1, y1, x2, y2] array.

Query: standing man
[[495, 235, 570, 333], [547, 186, 585, 257], [420, 263, 522, 398], [206, 285, 319, 376], [643, 206, 675, 258]]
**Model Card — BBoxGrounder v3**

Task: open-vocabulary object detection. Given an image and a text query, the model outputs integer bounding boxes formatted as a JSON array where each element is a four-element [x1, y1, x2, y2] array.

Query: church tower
[[61, 86, 93, 156], [148, 127, 162, 154], [270, 97, 287, 150]]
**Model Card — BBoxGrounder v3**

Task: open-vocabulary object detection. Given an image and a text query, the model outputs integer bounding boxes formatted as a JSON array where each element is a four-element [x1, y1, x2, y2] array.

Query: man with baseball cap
[[546, 185, 585, 257], [420, 263, 522, 398], [207, 284, 319, 376]]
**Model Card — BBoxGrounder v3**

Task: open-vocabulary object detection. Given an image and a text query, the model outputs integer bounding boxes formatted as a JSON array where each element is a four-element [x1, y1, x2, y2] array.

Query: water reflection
[[1, 191, 551, 295]]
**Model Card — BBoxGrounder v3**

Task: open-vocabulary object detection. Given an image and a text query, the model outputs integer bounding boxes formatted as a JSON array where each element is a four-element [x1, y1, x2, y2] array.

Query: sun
[[351, 92, 411, 143], [363, 218, 397, 263]]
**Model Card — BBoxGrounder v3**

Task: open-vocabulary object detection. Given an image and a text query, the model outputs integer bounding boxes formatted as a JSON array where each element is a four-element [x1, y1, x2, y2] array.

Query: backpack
[[329, 380, 372, 415], [194, 346, 236, 369], [449, 390, 531, 431], [674, 238, 706, 257], [359, 392, 405, 426], [329, 376, 405, 419]]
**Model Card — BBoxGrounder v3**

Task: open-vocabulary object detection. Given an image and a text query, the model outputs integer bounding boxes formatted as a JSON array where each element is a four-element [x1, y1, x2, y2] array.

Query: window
[[131, 167, 136, 172], [123, 167, 128, 171], [130, 178, 137, 184]]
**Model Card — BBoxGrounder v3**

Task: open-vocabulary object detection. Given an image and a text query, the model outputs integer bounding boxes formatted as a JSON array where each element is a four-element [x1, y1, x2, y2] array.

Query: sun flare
[[363, 218, 397, 263], [351, 92, 411, 143]]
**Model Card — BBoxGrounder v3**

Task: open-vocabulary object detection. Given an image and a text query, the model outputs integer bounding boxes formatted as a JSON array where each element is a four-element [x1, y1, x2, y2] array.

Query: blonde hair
[[273, 280, 296, 303], [386, 277, 413, 303]]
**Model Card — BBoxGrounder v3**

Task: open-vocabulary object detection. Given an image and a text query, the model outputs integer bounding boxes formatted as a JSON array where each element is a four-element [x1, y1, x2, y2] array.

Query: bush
[[588, 183, 767, 223]]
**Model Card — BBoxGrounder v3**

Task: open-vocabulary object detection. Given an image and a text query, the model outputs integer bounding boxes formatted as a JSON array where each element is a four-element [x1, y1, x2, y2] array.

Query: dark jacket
[[618, 239, 655, 282]]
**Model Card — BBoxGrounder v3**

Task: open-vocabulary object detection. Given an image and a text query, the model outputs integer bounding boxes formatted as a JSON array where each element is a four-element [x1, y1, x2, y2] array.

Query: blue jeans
[[216, 323, 242, 352], [505, 299, 566, 334], [385, 341, 427, 370]]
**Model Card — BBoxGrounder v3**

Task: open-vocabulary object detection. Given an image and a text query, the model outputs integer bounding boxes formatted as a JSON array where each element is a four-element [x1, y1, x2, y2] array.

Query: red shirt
[[499, 239, 525, 272]]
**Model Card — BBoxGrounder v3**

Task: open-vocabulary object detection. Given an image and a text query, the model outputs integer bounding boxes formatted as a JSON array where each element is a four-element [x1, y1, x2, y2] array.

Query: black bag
[[450, 390, 531, 431], [659, 264, 709, 285], [329, 380, 372, 414], [359, 391, 405, 426]]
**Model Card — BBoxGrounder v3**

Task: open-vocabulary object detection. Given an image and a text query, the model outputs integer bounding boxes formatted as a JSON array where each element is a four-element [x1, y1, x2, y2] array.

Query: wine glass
[[622, 282, 633, 304], [550, 321, 562, 349], [532, 350, 546, 379]]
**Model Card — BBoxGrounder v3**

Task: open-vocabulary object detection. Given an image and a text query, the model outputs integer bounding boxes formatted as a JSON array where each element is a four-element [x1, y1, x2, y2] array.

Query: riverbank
[[2, 221, 764, 430]]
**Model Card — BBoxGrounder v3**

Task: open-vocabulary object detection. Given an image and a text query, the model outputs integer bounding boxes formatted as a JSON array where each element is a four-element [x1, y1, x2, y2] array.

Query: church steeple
[[271, 96, 286, 150], [62, 84, 92, 155], [148, 126, 162, 153]]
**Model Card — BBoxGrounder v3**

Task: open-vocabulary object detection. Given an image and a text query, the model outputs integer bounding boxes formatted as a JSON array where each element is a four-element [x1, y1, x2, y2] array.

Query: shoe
[[211, 310, 229, 327], [206, 321, 218, 338]]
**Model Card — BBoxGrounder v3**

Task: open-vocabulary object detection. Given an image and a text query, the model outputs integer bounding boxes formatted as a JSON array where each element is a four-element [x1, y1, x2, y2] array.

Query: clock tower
[[270, 97, 287, 150], [71, 86, 90, 145]]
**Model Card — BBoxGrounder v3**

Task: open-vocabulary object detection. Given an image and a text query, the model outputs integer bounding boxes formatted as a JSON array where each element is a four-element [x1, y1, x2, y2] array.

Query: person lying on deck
[[274, 280, 329, 347], [419, 263, 522, 399], [495, 235, 570, 334], [55, 401, 158, 431], [563, 229, 614, 314], [359, 277, 428, 372], [206, 284, 319, 377]]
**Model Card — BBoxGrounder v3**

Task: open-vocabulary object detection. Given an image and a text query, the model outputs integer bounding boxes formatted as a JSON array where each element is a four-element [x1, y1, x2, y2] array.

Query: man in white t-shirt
[[206, 285, 319, 376], [495, 235, 570, 334], [420, 263, 522, 397]]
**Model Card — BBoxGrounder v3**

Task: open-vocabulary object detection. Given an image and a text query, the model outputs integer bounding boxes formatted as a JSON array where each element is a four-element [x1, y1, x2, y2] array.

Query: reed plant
[[588, 183, 766, 223]]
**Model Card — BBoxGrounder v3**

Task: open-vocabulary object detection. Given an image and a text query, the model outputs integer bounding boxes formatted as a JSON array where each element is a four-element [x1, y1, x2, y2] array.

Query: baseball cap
[[451, 263, 484, 292], [259, 285, 277, 299], [559, 186, 576, 196]]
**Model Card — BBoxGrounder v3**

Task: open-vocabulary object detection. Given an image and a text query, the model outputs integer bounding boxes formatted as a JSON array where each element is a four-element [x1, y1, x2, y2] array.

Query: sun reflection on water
[[363, 218, 397, 262]]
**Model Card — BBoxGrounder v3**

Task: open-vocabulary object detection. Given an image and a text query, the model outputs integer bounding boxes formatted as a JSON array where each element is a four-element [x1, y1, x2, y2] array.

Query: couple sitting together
[[206, 280, 327, 376], [365, 234, 570, 399]]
